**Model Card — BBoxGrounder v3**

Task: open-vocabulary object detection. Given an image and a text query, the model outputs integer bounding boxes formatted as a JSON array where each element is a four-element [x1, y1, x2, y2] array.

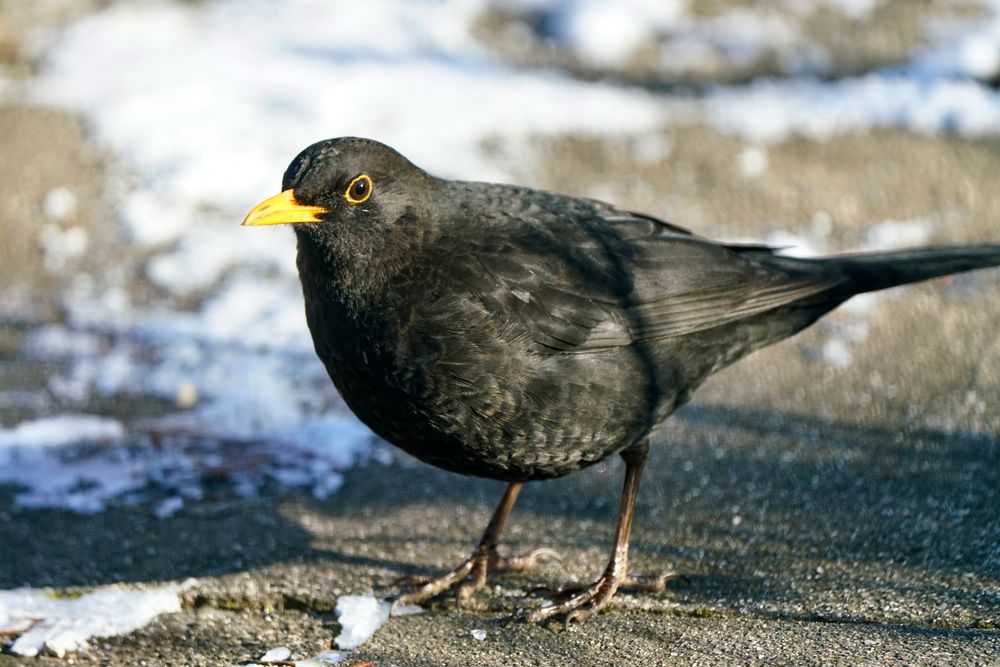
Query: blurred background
[[0, 0, 998, 661], [2, 0, 999, 515]]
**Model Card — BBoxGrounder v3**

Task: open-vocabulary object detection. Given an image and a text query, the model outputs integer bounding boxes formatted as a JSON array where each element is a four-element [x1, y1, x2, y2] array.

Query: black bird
[[243, 137, 1000, 623]]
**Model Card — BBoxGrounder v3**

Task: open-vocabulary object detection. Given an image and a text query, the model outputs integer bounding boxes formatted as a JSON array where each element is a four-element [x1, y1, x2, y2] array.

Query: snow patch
[[334, 594, 422, 650], [12, 0, 672, 513], [0, 414, 124, 449], [0, 583, 189, 657], [14, 0, 1000, 515]]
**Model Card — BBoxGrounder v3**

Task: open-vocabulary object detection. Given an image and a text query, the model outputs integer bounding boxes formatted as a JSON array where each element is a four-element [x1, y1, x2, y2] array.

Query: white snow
[[295, 651, 350, 666], [822, 338, 855, 369], [659, 8, 805, 73], [762, 230, 826, 258], [706, 75, 1000, 143], [334, 595, 389, 650], [0, 583, 188, 657], [0, 414, 148, 513], [916, 5, 1000, 80], [42, 187, 78, 222], [31, 0, 666, 255], [0, 414, 124, 449], [260, 646, 292, 663], [545, 0, 687, 68], [5, 0, 671, 514], [334, 594, 422, 650], [8, 0, 1000, 514], [38, 223, 88, 272], [737, 146, 769, 178], [861, 218, 935, 252], [705, 0, 1000, 142]]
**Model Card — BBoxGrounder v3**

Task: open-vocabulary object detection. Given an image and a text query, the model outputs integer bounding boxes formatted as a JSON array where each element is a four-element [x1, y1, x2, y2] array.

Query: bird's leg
[[395, 482, 557, 608], [525, 439, 672, 624]]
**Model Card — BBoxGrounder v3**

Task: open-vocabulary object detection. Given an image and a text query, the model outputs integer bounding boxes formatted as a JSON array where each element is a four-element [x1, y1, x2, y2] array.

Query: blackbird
[[244, 136, 1000, 623]]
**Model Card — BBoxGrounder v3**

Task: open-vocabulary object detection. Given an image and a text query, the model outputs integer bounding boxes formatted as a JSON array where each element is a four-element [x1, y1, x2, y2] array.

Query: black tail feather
[[818, 246, 1000, 295], [737, 245, 1000, 297]]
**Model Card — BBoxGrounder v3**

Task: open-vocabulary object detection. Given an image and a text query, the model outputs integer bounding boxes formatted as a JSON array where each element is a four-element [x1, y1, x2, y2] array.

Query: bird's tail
[[816, 246, 1000, 295]]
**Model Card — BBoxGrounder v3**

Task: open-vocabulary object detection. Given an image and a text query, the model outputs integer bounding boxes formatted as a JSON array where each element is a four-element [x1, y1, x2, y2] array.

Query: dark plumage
[[244, 137, 1000, 622]]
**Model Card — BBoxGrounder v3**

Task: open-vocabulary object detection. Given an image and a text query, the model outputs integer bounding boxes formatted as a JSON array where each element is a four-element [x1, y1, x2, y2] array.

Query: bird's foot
[[523, 570, 680, 624], [394, 547, 560, 608]]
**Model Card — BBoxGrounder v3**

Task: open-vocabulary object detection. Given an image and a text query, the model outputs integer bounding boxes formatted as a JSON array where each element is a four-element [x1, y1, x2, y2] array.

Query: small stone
[[471, 629, 487, 641]]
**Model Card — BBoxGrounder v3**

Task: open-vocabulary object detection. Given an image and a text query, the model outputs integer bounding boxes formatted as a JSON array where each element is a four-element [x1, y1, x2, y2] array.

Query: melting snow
[[5, 0, 1000, 513], [0, 583, 189, 657], [3, 0, 670, 514], [334, 594, 422, 650]]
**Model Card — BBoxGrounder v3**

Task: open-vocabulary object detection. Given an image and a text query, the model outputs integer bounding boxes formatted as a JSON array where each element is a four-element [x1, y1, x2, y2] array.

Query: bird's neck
[[293, 211, 432, 318]]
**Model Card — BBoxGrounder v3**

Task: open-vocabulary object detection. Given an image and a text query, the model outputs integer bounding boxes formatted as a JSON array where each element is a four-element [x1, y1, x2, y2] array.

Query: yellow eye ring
[[345, 174, 373, 205]]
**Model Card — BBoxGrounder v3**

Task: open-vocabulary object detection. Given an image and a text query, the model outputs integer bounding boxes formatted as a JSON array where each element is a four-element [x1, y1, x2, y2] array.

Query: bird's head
[[242, 137, 433, 238]]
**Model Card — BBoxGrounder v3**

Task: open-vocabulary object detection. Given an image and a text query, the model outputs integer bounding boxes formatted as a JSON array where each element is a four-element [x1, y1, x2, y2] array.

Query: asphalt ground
[[1, 1, 999, 664]]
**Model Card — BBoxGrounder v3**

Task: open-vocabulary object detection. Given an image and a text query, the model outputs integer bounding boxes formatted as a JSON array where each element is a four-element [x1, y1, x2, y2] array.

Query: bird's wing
[[454, 205, 843, 353]]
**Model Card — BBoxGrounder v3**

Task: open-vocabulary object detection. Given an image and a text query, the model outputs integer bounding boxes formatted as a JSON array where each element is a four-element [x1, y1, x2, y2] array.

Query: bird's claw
[[523, 576, 617, 624], [395, 546, 559, 607], [521, 569, 679, 624]]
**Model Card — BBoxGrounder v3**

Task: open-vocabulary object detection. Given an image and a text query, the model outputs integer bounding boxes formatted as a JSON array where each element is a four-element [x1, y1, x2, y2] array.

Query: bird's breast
[[297, 257, 668, 480]]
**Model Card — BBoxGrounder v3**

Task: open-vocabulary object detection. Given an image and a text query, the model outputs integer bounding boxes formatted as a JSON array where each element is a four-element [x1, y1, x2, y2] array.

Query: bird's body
[[244, 137, 1000, 622]]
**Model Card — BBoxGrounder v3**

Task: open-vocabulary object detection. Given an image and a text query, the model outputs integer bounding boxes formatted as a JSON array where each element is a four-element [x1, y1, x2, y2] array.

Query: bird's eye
[[345, 174, 373, 205]]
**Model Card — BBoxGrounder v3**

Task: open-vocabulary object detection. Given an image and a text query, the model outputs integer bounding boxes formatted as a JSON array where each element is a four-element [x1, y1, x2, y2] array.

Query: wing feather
[[444, 195, 842, 354]]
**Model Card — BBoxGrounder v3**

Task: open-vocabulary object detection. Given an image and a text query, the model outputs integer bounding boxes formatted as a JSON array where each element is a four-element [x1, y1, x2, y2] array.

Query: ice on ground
[[0, 582, 189, 657], [334, 594, 422, 650]]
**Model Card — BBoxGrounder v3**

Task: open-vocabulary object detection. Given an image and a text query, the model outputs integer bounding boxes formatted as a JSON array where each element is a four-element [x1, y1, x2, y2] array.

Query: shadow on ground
[[6, 403, 995, 631]]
